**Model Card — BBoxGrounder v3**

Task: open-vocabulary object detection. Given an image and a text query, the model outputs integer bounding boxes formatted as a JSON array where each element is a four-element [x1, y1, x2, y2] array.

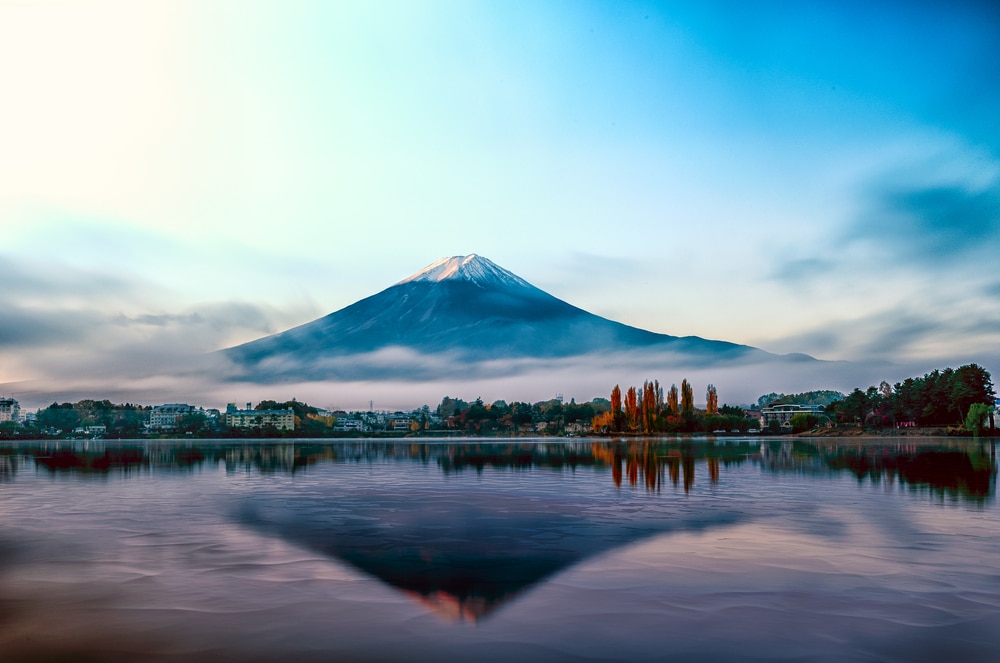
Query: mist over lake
[[1, 437, 998, 662]]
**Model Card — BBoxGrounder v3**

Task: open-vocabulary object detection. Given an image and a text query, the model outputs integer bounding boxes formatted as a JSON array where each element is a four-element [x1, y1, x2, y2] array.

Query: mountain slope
[[224, 254, 775, 379]]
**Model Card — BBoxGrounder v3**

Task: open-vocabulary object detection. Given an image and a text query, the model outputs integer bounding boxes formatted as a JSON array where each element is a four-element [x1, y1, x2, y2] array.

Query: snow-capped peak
[[397, 254, 534, 289]]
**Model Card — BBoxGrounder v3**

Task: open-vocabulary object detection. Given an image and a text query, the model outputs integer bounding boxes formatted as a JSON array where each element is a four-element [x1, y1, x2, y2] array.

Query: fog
[[3, 340, 936, 413]]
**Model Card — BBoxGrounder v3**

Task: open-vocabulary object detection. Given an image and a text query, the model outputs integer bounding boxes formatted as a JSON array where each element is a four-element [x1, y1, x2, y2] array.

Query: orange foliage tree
[[624, 386, 639, 432], [611, 384, 624, 432], [706, 384, 718, 415], [642, 380, 659, 433], [681, 379, 694, 415]]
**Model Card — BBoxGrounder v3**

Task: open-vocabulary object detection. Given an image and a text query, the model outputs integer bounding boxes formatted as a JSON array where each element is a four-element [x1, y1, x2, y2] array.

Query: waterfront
[[1, 437, 998, 661]]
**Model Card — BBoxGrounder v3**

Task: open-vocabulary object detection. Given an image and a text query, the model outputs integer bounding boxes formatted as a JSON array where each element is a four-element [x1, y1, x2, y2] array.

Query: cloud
[[849, 181, 1000, 264], [0, 256, 314, 408], [760, 304, 1000, 373], [0, 254, 287, 355], [0, 254, 146, 305], [0, 306, 105, 347], [770, 258, 837, 287]]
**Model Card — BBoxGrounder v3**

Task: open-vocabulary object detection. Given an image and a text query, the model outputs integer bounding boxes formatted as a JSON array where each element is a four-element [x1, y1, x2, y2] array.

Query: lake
[[1, 437, 998, 662]]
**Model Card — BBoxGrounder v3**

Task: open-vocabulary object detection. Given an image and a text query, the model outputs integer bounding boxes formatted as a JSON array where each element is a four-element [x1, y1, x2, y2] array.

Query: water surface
[[1, 437, 998, 661]]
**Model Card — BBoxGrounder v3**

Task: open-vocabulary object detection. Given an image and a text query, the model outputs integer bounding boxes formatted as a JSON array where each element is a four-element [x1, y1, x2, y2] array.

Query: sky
[[1, 0, 999, 409]]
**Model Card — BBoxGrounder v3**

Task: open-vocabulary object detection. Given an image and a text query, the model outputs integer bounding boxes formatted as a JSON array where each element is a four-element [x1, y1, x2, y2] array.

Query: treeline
[[438, 397, 610, 435], [827, 364, 995, 430], [757, 390, 845, 408], [31, 400, 149, 438], [592, 379, 754, 434], [10, 363, 992, 440]]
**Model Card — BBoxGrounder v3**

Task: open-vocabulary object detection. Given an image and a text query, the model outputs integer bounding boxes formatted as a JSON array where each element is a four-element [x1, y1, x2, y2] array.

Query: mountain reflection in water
[[1, 437, 999, 661], [1, 438, 995, 622]]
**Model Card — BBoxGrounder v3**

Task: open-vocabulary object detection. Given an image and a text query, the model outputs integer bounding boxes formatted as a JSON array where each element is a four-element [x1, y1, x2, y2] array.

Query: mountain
[[223, 254, 786, 380]]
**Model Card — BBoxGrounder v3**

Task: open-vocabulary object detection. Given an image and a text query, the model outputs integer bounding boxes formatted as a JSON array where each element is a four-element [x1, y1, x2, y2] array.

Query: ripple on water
[[0, 438, 997, 661]]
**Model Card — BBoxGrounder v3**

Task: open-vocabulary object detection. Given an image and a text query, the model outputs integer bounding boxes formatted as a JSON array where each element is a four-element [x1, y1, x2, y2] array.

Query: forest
[[825, 364, 995, 431]]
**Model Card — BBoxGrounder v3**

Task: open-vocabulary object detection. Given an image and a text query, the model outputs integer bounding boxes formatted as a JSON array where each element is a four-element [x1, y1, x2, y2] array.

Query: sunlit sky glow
[[2, 0, 998, 408]]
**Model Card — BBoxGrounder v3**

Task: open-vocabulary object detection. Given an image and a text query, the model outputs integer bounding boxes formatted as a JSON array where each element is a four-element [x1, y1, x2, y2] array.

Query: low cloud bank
[[4, 341, 926, 413]]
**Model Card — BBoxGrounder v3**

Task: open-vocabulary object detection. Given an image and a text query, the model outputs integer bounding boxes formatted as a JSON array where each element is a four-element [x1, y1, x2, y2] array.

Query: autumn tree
[[642, 380, 658, 433], [681, 379, 694, 415], [610, 384, 624, 432], [706, 384, 718, 415], [624, 386, 639, 432], [667, 384, 679, 415]]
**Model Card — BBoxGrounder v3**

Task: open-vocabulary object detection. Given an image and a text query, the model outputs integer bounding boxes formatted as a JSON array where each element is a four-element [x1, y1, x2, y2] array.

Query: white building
[[0, 397, 21, 424], [760, 404, 825, 429], [333, 417, 366, 432], [149, 404, 195, 431], [225, 403, 295, 431]]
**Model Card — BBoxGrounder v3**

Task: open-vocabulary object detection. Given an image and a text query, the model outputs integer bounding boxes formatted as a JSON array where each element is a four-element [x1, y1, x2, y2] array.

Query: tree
[[667, 384, 679, 415], [952, 364, 995, 425], [790, 413, 819, 433], [38, 403, 81, 433], [642, 380, 658, 433], [681, 379, 694, 415], [718, 404, 745, 417], [512, 402, 534, 428], [706, 384, 718, 415], [624, 386, 639, 432], [437, 396, 468, 419], [610, 385, 624, 432], [840, 388, 869, 427], [176, 412, 208, 435], [757, 391, 845, 408], [564, 400, 595, 424], [965, 403, 993, 436]]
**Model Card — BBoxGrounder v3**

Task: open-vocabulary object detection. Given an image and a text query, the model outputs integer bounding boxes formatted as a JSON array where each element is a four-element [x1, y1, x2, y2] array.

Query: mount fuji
[[223, 254, 802, 381]]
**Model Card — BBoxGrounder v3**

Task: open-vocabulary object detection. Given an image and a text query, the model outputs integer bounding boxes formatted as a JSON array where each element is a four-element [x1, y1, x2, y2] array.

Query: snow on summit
[[397, 254, 534, 289]]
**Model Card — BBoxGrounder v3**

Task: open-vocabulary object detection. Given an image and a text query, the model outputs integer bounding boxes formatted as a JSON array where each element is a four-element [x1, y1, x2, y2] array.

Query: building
[[225, 403, 295, 431], [333, 417, 366, 432], [389, 418, 414, 432], [760, 404, 825, 429], [149, 404, 195, 431], [0, 397, 21, 424]]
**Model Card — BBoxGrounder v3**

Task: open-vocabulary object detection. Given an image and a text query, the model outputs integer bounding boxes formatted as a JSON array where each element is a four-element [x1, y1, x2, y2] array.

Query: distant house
[[0, 397, 20, 424], [333, 417, 366, 432], [149, 404, 195, 431], [389, 418, 413, 432], [760, 404, 825, 428], [225, 403, 295, 431]]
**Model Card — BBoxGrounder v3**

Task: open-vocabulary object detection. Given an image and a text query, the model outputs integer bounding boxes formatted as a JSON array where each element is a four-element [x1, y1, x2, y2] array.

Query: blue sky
[[1, 0, 998, 407]]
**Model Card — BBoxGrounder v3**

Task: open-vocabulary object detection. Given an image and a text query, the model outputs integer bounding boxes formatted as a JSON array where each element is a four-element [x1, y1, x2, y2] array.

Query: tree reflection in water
[[1, 438, 995, 502]]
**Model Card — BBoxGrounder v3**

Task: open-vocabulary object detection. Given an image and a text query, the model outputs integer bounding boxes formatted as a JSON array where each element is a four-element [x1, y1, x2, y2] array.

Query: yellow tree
[[706, 384, 718, 415], [624, 386, 639, 432], [610, 384, 623, 432], [681, 379, 694, 415], [642, 380, 657, 432], [667, 384, 679, 415]]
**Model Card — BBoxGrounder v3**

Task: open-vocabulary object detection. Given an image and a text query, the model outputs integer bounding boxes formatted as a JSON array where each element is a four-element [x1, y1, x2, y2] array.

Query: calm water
[[1, 437, 998, 662]]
